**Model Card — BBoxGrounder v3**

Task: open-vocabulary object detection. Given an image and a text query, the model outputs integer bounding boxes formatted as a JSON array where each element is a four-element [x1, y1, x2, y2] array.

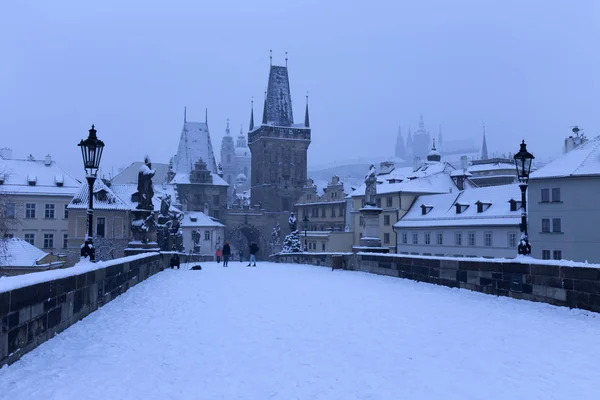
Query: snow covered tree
[[281, 232, 302, 253]]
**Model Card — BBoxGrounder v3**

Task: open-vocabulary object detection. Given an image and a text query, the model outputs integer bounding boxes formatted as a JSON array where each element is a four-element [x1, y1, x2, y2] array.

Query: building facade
[[0, 150, 80, 254], [528, 135, 600, 263], [296, 176, 347, 233], [394, 184, 521, 258]]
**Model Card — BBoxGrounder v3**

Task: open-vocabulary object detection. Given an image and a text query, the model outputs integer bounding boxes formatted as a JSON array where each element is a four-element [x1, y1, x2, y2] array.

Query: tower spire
[[249, 99, 254, 131], [395, 125, 406, 159], [184, 106, 187, 123], [205, 108, 208, 124], [481, 123, 489, 160], [226, 118, 230, 135], [269, 49, 272, 66], [285, 51, 288, 67], [262, 89, 268, 124], [304, 92, 310, 128]]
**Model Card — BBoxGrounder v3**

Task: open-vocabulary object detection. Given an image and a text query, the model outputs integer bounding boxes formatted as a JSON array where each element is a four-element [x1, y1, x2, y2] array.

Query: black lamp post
[[78, 125, 105, 261], [514, 140, 534, 255], [302, 215, 309, 251]]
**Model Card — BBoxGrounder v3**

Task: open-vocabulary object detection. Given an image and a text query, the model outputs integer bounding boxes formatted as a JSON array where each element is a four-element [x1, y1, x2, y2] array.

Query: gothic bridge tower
[[248, 63, 311, 212]]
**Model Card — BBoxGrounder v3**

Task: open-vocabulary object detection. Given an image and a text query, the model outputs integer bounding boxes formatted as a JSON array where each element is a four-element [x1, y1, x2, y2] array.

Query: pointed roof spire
[[406, 128, 413, 148], [395, 125, 406, 159], [184, 106, 187, 123], [427, 138, 441, 162], [285, 51, 288, 67], [205, 108, 208, 125], [262, 93, 268, 125], [249, 99, 254, 131], [481, 123, 489, 160], [269, 49, 272, 66], [304, 92, 310, 127], [226, 118, 230, 135]]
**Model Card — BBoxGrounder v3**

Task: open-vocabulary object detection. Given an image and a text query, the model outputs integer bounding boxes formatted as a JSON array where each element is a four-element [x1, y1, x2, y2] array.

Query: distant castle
[[220, 120, 251, 206]]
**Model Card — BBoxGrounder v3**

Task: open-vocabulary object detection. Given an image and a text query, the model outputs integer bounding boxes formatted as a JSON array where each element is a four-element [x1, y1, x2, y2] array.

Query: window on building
[[412, 233, 418, 245], [63, 233, 68, 249], [44, 204, 55, 219], [361, 199, 365, 207], [437, 233, 443, 245], [455, 232, 462, 246], [359, 216, 365, 226], [468, 232, 476, 246], [4, 233, 14, 239], [401, 233, 408, 244], [541, 188, 550, 203], [425, 233, 431, 245], [25, 203, 36, 219], [484, 232, 492, 247], [542, 218, 550, 233], [508, 232, 517, 248], [339, 206, 344, 217], [213, 195, 220, 206], [321, 208, 326, 218], [384, 215, 390, 226], [553, 250, 562, 260], [542, 250, 551, 260], [4, 202, 16, 218], [551, 188, 561, 202], [376, 198, 381, 208], [43, 233, 54, 249], [205, 231, 211, 240], [96, 217, 106, 238], [24, 233, 35, 245], [384, 233, 390, 244], [331, 207, 336, 217], [64, 204, 69, 219], [552, 218, 562, 233], [386, 197, 393, 207], [322, 243, 326, 251]]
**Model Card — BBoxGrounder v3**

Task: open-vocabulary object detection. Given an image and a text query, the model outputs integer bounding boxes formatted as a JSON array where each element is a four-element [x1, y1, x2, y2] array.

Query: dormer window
[[509, 199, 522, 211], [455, 203, 469, 214], [95, 190, 107, 202], [476, 201, 492, 213], [27, 174, 37, 186], [190, 217, 198, 222], [421, 204, 433, 215]]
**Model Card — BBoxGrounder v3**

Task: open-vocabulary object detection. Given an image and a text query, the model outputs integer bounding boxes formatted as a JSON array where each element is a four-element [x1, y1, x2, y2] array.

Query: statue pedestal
[[353, 206, 389, 253], [126, 209, 159, 256]]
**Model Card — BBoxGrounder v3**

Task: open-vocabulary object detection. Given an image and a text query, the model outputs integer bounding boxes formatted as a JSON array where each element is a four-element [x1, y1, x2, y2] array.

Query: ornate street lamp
[[302, 215, 309, 251], [514, 140, 534, 255], [78, 124, 105, 261]]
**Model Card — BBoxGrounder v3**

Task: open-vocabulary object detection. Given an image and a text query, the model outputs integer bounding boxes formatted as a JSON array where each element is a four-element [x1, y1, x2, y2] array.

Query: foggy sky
[[1, 0, 599, 179]]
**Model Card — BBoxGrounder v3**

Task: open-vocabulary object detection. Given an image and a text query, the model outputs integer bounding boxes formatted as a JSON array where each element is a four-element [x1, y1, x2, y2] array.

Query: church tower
[[220, 119, 236, 203], [481, 124, 489, 160], [248, 63, 311, 211], [395, 126, 406, 159]]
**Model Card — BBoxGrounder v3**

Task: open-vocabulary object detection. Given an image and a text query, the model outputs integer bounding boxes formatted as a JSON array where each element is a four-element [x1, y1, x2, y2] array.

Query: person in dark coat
[[170, 254, 180, 269], [222, 242, 231, 267], [247, 242, 259, 267]]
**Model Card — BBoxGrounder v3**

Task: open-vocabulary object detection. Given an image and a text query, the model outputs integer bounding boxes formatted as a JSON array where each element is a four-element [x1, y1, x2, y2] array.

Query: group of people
[[215, 241, 259, 267]]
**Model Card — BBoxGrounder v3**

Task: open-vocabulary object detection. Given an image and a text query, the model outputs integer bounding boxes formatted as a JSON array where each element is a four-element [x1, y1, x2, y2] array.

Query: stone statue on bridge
[[136, 156, 156, 210], [288, 212, 297, 233], [364, 164, 377, 207]]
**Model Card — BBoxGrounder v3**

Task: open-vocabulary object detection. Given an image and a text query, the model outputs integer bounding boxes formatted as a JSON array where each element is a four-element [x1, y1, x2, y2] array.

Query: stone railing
[[270, 252, 600, 313], [0, 252, 181, 367]]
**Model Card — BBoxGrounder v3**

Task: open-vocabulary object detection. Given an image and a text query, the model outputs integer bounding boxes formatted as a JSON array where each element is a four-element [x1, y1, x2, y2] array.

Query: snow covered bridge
[[1, 261, 599, 399]]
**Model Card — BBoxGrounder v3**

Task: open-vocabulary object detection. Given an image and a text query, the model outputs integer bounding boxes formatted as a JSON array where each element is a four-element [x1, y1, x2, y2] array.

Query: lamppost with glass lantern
[[302, 215, 309, 251], [78, 124, 105, 261], [514, 140, 534, 255]]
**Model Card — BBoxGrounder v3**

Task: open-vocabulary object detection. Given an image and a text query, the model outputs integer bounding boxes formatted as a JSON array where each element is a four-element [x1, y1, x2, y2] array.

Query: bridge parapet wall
[[271, 253, 600, 313], [0, 252, 177, 367]]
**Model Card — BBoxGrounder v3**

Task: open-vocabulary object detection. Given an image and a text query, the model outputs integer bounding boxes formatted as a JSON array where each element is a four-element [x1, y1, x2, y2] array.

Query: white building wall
[[395, 225, 520, 258]]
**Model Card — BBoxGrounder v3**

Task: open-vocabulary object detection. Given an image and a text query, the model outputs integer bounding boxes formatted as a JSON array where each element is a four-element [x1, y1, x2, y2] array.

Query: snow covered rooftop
[[112, 162, 170, 184], [174, 121, 218, 175], [170, 172, 228, 187], [530, 135, 600, 179], [0, 238, 51, 267], [68, 179, 130, 211], [180, 212, 224, 228], [395, 184, 521, 228], [468, 159, 516, 173], [0, 157, 80, 196], [264, 65, 294, 127]]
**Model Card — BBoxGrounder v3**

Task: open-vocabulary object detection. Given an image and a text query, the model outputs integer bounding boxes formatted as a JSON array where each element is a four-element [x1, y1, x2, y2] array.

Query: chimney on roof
[[460, 155, 468, 170], [0, 148, 12, 160], [45, 154, 52, 166]]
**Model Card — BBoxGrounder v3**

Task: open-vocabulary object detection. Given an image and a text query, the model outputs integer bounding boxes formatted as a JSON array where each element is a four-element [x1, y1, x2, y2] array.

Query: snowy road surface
[[1, 262, 600, 399]]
